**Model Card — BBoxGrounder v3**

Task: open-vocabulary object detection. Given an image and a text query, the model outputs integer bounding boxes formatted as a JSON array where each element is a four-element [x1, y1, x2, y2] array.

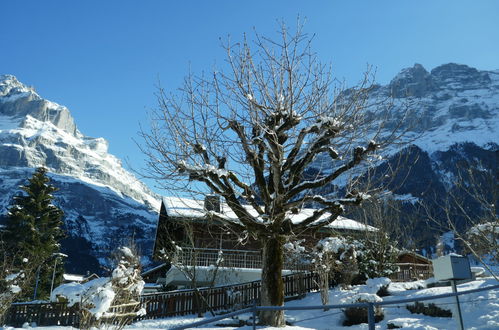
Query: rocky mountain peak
[[430, 63, 491, 90], [389, 63, 435, 98], [0, 74, 158, 209], [0, 75, 159, 273], [0, 74, 35, 97], [0, 75, 78, 136]]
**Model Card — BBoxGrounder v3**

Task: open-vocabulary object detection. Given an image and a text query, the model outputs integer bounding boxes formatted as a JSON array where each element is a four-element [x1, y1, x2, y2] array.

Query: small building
[[391, 251, 433, 282], [148, 196, 377, 289]]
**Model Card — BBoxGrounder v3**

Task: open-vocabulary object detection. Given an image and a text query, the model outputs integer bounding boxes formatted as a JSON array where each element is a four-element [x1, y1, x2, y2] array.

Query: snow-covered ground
[[3, 277, 498, 330]]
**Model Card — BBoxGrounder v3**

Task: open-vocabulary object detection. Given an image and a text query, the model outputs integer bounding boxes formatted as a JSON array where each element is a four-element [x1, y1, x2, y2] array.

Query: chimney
[[204, 194, 221, 213]]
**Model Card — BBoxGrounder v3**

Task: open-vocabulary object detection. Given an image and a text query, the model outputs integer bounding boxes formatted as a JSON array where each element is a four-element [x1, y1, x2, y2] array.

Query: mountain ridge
[[0, 74, 159, 208], [0, 74, 159, 273]]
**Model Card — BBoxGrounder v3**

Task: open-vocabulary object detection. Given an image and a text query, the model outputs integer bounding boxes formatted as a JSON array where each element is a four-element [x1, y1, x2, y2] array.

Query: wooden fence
[[4, 302, 80, 328], [5, 272, 320, 327]]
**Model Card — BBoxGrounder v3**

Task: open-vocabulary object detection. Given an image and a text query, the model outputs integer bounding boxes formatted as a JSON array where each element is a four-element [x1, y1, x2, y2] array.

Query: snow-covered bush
[[365, 277, 391, 297], [313, 237, 361, 287], [284, 235, 398, 290], [340, 292, 384, 326], [356, 234, 399, 281], [51, 245, 145, 329], [314, 235, 398, 285], [406, 301, 452, 318]]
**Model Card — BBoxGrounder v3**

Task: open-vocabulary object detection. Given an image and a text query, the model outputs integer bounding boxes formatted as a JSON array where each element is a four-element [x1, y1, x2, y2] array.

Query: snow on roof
[[327, 218, 377, 232], [142, 263, 168, 276], [162, 196, 377, 232], [63, 273, 85, 282]]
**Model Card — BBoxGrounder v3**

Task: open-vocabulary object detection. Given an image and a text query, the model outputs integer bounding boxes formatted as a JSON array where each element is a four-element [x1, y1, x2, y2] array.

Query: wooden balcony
[[173, 248, 309, 270], [174, 248, 262, 269]]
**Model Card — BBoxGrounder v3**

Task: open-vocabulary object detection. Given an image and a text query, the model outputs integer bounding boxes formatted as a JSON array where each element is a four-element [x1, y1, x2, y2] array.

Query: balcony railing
[[174, 248, 262, 269], [172, 248, 310, 270]]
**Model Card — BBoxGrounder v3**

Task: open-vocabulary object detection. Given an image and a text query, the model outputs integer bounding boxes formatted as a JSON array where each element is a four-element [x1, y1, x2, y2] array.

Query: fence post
[[367, 303, 375, 330], [252, 300, 257, 330], [451, 280, 465, 330]]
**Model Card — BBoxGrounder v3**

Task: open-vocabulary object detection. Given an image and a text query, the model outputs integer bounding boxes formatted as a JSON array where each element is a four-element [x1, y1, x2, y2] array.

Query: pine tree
[[2, 167, 65, 300]]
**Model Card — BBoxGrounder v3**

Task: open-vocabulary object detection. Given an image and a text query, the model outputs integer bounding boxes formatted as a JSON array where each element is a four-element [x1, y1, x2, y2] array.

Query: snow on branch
[[285, 140, 379, 199]]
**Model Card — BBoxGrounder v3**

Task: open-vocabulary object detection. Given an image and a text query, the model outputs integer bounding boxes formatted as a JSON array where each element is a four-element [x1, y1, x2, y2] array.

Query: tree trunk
[[319, 270, 330, 310], [259, 235, 285, 327]]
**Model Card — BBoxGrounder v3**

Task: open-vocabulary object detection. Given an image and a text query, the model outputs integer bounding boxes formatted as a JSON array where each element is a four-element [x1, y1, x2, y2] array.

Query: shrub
[[406, 302, 452, 317], [340, 293, 384, 326], [51, 245, 145, 329], [365, 277, 391, 297]]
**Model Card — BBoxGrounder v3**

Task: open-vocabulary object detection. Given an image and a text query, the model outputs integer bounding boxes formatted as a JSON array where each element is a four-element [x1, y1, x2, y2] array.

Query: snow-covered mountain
[[377, 62, 498, 152], [0, 74, 160, 274], [306, 63, 497, 252], [377, 63, 497, 193], [355, 63, 497, 249]]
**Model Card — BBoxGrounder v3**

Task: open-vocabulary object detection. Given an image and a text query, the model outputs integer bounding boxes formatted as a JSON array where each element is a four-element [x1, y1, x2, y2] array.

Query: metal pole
[[451, 280, 465, 330], [367, 303, 375, 330], [50, 257, 58, 296], [33, 265, 41, 300]]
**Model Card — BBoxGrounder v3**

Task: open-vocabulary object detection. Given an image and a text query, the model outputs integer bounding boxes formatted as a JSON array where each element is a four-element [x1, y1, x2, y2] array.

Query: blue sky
[[1, 0, 498, 193]]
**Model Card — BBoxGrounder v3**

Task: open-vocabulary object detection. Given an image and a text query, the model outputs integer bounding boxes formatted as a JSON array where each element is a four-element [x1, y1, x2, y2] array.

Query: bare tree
[[425, 161, 498, 279], [0, 246, 35, 324], [140, 22, 404, 326]]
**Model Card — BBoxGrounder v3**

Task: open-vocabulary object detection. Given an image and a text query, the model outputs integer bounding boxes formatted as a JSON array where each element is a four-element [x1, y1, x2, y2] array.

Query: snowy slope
[[0, 74, 160, 273], [310, 63, 497, 186]]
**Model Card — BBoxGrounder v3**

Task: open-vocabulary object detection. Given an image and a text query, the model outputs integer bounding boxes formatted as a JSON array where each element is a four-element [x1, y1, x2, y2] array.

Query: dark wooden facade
[[152, 197, 374, 263], [390, 251, 434, 282]]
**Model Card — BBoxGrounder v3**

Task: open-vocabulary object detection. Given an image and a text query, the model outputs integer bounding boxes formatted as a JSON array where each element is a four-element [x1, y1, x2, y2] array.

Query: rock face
[[0, 74, 159, 274], [378, 63, 499, 138], [389, 63, 436, 98]]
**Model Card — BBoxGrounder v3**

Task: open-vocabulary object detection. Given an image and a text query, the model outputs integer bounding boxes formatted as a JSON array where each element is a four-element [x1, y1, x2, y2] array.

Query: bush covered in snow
[[340, 292, 384, 326], [365, 277, 392, 297], [311, 235, 398, 286], [51, 245, 145, 329]]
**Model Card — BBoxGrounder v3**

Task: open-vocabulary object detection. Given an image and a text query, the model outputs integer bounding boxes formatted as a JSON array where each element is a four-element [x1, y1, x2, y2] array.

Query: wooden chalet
[[148, 196, 377, 288], [390, 251, 434, 282]]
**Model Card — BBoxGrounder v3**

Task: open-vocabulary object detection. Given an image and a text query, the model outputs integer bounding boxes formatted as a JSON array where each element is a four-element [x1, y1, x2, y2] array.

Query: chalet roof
[[161, 196, 377, 232], [397, 250, 432, 264]]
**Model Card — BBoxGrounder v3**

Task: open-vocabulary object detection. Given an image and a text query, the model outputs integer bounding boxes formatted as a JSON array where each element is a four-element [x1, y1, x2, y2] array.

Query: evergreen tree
[[2, 167, 65, 300]]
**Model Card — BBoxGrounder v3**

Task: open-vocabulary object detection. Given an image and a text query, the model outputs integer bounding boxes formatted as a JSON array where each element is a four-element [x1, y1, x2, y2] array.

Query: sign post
[[432, 254, 472, 330]]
